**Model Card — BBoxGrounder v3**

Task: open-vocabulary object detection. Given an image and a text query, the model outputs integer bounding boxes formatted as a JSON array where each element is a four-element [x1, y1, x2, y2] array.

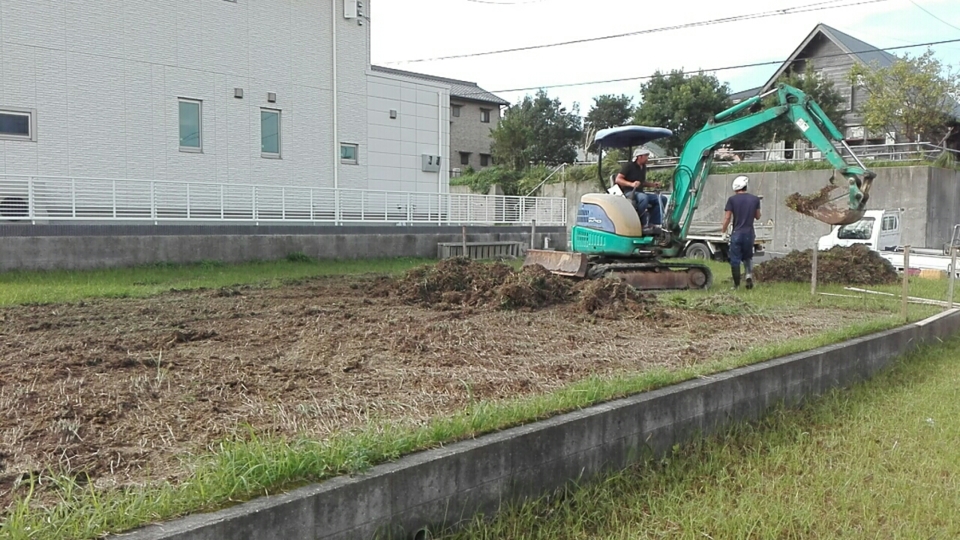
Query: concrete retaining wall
[[114, 308, 960, 540], [0, 225, 568, 272], [540, 166, 960, 255]]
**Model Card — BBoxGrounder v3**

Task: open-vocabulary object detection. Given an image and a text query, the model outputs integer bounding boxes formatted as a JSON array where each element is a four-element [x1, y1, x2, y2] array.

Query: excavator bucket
[[798, 204, 865, 226], [522, 249, 589, 277], [787, 179, 869, 227]]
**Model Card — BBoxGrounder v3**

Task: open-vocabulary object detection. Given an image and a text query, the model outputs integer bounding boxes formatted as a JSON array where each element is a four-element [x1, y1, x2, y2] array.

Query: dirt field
[[0, 260, 881, 512]]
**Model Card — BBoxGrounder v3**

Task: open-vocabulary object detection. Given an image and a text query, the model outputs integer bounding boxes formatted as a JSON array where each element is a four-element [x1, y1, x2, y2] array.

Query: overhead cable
[[382, 0, 890, 65]]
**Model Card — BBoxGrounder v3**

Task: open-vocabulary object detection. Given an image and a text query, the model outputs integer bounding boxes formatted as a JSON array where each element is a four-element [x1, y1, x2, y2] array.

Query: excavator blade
[[522, 249, 589, 277]]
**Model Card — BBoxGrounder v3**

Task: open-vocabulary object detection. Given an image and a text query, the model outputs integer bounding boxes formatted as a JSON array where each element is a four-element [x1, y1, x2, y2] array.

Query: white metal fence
[[573, 142, 957, 170], [0, 175, 567, 226]]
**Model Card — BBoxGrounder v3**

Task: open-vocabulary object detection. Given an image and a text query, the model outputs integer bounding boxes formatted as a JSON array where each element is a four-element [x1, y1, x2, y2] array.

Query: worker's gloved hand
[[721, 232, 730, 242]]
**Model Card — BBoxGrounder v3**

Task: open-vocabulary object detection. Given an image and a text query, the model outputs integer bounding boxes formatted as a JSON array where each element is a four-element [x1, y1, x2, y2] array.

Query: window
[[480, 153, 490, 167], [837, 217, 875, 240], [451, 105, 461, 118], [178, 99, 202, 151], [459, 152, 470, 165], [0, 108, 36, 142], [341, 143, 358, 164], [261, 108, 281, 157], [480, 108, 490, 123], [882, 215, 898, 232]]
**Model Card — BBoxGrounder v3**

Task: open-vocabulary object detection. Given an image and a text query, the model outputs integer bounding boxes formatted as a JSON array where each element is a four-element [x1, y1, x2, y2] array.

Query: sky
[[369, 0, 960, 118]]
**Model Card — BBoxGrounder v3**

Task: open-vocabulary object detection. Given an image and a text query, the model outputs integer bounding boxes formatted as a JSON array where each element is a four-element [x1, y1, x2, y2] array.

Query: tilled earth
[[0, 260, 880, 512]]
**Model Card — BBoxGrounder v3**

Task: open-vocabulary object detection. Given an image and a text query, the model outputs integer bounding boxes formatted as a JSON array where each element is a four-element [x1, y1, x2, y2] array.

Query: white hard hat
[[732, 175, 748, 191], [632, 147, 651, 159]]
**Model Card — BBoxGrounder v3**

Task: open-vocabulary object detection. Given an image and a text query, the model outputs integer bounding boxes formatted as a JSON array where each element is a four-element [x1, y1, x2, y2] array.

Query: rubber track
[[587, 261, 714, 289]]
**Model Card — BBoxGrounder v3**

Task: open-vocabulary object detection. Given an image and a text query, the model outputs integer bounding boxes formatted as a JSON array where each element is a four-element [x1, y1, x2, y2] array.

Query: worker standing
[[720, 175, 761, 289]]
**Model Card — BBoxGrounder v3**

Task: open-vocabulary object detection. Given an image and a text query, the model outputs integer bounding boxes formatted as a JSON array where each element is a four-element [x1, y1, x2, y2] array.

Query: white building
[[0, 0, 451, 219]]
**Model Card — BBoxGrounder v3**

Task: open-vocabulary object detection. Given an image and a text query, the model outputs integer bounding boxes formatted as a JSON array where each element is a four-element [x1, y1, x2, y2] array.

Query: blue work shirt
[[724, 193, 761, 235]]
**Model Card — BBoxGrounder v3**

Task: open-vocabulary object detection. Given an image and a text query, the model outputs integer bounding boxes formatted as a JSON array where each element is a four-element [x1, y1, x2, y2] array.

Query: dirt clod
[[785, 184, 839, 213], [754, 244, 899, 285], [571, 278, 661, 319]]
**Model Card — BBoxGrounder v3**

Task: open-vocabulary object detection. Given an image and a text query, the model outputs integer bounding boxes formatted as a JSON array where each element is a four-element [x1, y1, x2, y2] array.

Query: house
[[0, 0, 453, 219], [750, 23, 960, 147], [370, 66, 509, 175]]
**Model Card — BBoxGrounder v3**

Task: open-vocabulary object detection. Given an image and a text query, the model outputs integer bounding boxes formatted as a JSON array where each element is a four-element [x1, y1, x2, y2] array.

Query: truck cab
[[817, 209, 902, 252]]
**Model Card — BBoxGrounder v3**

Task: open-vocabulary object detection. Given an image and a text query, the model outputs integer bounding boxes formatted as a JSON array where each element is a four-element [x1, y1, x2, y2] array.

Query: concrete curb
[[114, 309, 960, 540]]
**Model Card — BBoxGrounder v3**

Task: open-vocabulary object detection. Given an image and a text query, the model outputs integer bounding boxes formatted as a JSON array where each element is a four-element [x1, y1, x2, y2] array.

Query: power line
[[908, 0, 960, 32], [444, 37, 960, 99], [382, 0, 890, 65]]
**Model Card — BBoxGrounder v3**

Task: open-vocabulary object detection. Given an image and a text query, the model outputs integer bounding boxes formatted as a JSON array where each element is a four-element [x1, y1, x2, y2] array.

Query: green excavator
[[523, 83, 877, 290]]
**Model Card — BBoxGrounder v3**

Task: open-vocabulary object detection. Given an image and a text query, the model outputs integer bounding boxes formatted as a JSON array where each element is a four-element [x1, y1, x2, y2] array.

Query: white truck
[[817, 208, 960, 278], [644, 193, 774, 262], [681, 220, 775, 261]]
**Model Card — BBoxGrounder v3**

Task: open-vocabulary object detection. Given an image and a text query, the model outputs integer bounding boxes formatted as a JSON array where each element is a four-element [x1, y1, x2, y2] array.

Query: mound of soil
[[571, 278, 662, 319], [397, 258, 669, 316], [397, 258, 574, 310], [754, 244, 899, 285]]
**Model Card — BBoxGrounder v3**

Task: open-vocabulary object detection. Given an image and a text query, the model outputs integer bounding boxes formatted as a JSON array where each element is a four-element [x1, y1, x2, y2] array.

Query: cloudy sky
[[369, 0, 960, 116]]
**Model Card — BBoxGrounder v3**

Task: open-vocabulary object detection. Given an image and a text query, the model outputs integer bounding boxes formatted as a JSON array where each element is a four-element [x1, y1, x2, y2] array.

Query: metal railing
[[574, 142, 957, 170], [0, 175, 566, 226]]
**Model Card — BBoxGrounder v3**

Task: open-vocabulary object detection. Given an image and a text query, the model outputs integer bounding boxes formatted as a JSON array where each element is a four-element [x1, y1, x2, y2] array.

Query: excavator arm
[[663, 83, 875, 247]]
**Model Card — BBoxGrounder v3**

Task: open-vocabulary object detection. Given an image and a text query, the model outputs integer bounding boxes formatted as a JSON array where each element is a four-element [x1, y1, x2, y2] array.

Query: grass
[[0, 256, 953, 539], [0, 256, 432, 307], [435, 332, 960, 540]]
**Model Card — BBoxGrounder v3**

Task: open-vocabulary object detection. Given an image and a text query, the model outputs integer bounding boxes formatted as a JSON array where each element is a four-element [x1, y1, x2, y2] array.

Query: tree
[[732, 63, 848, 150], [634, 70, 731, 156], [490, 89, 583, 170], [849, 48, 960, 145], [584, 94, 635, 152]]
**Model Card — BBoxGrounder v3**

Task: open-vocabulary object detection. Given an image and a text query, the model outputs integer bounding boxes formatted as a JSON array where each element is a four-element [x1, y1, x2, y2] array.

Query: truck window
[[838, 217, 875, 240]]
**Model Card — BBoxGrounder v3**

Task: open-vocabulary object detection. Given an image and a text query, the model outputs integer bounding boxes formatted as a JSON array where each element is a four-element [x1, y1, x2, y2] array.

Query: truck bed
[[687, 222, 774, 242]]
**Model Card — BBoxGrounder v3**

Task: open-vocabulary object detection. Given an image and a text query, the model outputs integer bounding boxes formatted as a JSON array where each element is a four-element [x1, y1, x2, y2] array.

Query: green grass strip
[[0, 257, 432, 307], [438, 333, 960, 539]]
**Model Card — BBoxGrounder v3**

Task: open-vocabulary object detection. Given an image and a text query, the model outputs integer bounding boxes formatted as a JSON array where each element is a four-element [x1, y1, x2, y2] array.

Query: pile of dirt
[[754, 244, 899, 285], [397, 258, 667, 316], [571, 278, 661, 319], [397, 258, 574, 310], [785, 184, 839, 213]]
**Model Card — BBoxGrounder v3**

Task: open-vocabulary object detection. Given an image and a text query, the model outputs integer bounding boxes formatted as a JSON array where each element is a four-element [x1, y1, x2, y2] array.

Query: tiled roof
[[370, 65, 510, 106]]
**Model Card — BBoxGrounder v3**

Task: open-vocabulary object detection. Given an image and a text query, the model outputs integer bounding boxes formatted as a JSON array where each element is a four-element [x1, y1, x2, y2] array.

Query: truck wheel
[[684, 242, 711, 260]]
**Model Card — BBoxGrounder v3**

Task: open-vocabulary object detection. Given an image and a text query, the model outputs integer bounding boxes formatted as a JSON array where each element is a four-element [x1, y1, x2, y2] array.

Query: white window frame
[[340, 143, 359, 165], [261, 108, 282, 159], [178, 98, 203, 153], [0, 107, 37, 142]]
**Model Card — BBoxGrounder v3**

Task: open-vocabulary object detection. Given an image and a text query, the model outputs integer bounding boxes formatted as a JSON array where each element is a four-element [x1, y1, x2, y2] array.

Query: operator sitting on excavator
[[614, 146, 668, 229]]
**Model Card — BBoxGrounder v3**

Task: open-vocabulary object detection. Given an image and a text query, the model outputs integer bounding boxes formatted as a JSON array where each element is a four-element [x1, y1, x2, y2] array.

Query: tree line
[[485, 47, 960, 176]]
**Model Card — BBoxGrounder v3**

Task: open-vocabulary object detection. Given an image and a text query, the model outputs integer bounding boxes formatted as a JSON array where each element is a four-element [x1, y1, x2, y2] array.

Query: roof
[[729, 86, 762, 103], [370, 65, 510, 106], [759, 23, 960, 119], [760, 23, 897, 92]]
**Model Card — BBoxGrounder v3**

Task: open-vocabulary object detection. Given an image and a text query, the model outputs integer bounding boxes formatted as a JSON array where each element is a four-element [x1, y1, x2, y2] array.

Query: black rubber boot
[[731, 266, 741, 289]]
